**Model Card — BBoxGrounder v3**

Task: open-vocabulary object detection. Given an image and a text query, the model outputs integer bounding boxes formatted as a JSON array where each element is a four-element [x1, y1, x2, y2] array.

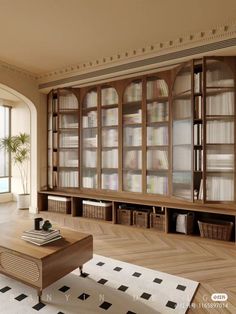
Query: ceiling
[[0, 0, 236, 75]]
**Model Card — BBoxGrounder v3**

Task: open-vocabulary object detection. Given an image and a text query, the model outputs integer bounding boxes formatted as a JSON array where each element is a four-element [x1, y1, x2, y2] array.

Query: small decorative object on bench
[[175, 212, 194, 235], [82, 200, 112, 221], [133, 210, 150, 228], [198, 219, 233, 241], [48, 196, 71, 214]]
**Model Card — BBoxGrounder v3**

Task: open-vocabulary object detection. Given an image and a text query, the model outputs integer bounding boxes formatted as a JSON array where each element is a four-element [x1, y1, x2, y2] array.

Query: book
[[22, 229, 60, 240], [21, 235, 62, 246]]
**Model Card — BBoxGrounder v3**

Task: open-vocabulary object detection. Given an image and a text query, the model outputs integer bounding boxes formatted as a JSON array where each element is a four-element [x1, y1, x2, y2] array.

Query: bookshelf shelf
[[44, 56, 236, 242]]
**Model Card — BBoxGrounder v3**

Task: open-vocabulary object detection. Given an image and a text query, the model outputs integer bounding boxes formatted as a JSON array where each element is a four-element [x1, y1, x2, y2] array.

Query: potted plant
[[0, 133, 30, 209]]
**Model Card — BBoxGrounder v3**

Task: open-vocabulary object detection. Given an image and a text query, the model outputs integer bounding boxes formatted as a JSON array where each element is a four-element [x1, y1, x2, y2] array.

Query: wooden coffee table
[[0, 221, 93, 302]]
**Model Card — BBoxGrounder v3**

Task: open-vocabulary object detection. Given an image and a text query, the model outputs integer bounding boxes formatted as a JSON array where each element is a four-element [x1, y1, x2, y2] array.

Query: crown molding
[[37, 21, 236, 89], [0, 60, 38, 80]]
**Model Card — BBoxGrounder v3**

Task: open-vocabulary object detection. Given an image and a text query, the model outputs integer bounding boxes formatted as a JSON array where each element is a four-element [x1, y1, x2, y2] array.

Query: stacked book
[[21, 229, 62, 246]]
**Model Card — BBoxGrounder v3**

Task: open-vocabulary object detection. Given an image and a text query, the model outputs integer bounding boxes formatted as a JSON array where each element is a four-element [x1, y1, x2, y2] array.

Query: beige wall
[[0, 64, 47, 213]]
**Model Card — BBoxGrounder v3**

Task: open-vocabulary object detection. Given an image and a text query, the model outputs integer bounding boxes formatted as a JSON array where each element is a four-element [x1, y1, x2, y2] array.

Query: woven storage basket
[[150, 213, 165, 231], [198, 219, 233, 241], [117, 208, 133, 225], [82, 200, 112, 221], [133, 210, 149, 228], [48, 196, 71, 214]]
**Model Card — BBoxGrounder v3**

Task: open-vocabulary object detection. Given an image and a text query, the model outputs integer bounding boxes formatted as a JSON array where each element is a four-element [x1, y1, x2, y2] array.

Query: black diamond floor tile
[[176, 284, 186, 291], [97, 262, 105, 266], [113, 266, 122, 272], [57, 312, 65, 314], [97, 278, 108, 285], [118, 285, 128, 292], [140, 292, 151, 300], [153, 278, 163, 284], [78, 293, 90, 300], [58, 285, 70, 293], [0, 286, 11, 293], [127, 311, 136, 314], [132, 272, 141, 277], [15, 293, 28, 301], [100, 301, 112, 310], [32, 302, 46, 311], [166, 300, 177, 309]]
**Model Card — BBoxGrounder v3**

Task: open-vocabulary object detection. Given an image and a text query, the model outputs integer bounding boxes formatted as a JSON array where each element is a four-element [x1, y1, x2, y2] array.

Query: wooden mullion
[[97, 87, 101, 189], [142, 77, 147, 193], [191, 60, 194, 202], [118, 81, 123, 192], [202, 57, 207, 203]]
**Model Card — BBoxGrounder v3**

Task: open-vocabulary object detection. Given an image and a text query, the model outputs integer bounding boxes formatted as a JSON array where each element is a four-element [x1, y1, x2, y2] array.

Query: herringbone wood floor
[[1, 202, 236, 313]]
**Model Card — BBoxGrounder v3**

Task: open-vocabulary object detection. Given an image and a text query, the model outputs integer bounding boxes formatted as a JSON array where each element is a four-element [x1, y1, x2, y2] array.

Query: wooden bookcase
[[41, 56, 236, 242]]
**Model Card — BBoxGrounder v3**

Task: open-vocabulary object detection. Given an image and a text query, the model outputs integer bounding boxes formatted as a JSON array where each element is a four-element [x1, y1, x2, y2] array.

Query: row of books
[[147, 79, 168, 98], [59, 94, 78, 110], [123, 110, 142, 124], [194, 96, 202, 119], [206, 153, 234, 171], [206, 92, 234, 115], [83, 150, 97, 167], [102, 108, 118, 126], [59, 133, 78, 148], [59, 171, 79, 188], [22, 229, 62, 246], [59, 114, 78, 129], [123, 173, 142, 192], [101, 87, 118, 106], [102, 149, 118, 168], [206, 175, 234, 200], [124, 82, 142, 103], [147, 149, 168, 170], [194, 148, 203, 171], [48, 150, 57, 167], [59, 151, 78, 167], [147, 175, 168, 195], [206, 120, 234, 143], [194, 124, 202, 145], [206, 70, 234, 87], [48, 98, 58, 113], [123, 127, 142, 146], [102, 129, 118, 147], [147, 102, 168, 122], [83, 174, 97, 188], [83, 135, 97, 148], [147, 126, 168, 146], [84, 91, 97, 108], [48, 171, 58, 188], [102, 173, 118, 190], [83, 111, 97, 128], [124, 150, 142, 169], [194, 72, 202, 93]]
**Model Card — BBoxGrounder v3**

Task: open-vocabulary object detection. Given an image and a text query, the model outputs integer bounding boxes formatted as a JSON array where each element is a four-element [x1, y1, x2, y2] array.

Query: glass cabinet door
[[101, 86, 119, 190], [58, 89, 79, 188], [205, 58, 235, 201], [82, 89, 98, 188], [123, 80, 142, 192], [146, 77, 169, 195], [172, 65, 193, 200]]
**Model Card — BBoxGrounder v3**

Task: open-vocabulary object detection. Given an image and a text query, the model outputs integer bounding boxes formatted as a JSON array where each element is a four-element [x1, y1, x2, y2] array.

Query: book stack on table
[[21, 229, 62, 246]]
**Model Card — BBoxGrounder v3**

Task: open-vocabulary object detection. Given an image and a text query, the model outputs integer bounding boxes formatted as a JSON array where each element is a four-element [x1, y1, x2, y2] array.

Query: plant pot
[[17, 194, 30, 210]]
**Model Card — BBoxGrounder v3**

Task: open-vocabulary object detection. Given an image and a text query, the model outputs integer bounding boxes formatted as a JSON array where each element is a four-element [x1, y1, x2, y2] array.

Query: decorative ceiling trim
[[38, 21, 236, 89], [0, 60, 37, 80]]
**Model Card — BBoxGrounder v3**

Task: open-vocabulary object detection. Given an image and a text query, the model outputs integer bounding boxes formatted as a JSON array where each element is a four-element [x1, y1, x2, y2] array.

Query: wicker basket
[[117, 208, 133, 225], [48, 196, 71, 214], [82, 200, 112, 221], [133, 210, 149, 228], [198, 219, 233, 241], [150, 213, 165, 231]]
